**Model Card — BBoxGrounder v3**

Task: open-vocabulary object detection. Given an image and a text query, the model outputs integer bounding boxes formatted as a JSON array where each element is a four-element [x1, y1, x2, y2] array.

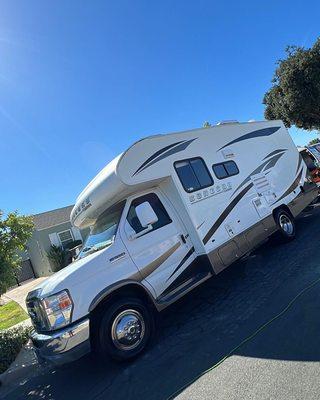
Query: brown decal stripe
[[133, 138, 197, 176], [231, 159, 270, 196], [203, 183, 254, 245], [263, 151, 286, 170], [133, 140, 185, 176], [141, 242, 181, 279], [272, 168, 304, 205], [159, 255, 212, 299], [263, 148, 287, 160], [231, 151, 286, 197], [166, 247, 195, 281], [218, 126, 281, 151], [196, 220, 206, 230], [296, 154, 303, 175]]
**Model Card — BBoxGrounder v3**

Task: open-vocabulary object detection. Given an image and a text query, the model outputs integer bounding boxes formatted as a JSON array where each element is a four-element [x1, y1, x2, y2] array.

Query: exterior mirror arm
[[130, 224, 153, 240]]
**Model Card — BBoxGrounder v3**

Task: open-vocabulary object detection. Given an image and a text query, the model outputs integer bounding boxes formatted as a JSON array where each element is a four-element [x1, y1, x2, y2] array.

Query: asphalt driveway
[[3, 205, 320, 400]]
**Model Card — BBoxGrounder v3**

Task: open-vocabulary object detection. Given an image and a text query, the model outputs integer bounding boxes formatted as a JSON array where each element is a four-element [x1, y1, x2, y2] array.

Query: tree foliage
[[0, 211, 34, 296], [263, 39, 320, 130], [308, 138, 320, 146], [203, 121, 212, 128]]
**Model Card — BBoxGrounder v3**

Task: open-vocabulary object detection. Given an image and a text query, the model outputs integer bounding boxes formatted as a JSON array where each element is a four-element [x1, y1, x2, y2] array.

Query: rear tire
[[274, 209, 296, 242], [96, 297, 154, 361]]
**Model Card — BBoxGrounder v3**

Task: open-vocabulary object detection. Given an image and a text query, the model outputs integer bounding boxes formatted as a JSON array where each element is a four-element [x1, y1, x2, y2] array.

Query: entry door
[[120, 191, 194, 298]]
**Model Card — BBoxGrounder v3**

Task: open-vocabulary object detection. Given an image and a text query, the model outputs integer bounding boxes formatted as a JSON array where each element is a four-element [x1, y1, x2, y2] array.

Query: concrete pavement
[[3, 277, 47, 312], [2, 205, 320, 400]]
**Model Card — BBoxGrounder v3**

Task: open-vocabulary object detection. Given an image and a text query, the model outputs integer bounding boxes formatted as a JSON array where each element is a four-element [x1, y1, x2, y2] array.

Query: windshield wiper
[[78, 240, 113, 259], [81, 246, 92, 253]]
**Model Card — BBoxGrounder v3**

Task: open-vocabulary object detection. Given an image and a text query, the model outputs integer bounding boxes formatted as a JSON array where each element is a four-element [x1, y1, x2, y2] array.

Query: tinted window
[[301, 151, 317, 171], [127, 193, 172, 235], [190, 159, 213, 187], [213, 164, 228, 179], [224, 161, 239, 176], [213, 161, 239, 179], [175, 158, 213, 192], [175, 161, 200, 192]]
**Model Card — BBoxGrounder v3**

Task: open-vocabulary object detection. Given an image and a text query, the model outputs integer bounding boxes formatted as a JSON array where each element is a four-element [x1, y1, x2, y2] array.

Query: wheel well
[[89, 284, 156, 348], [272, 204, 293, 221]]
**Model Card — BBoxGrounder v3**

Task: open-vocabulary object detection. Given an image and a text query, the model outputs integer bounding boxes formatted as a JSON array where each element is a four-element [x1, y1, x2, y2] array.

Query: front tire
[[97, 297, 154, 361], [274, 209, 296, 242]]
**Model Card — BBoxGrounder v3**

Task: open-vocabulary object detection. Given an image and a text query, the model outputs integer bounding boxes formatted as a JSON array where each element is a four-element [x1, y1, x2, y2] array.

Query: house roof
[[32, 205, 74, 230]]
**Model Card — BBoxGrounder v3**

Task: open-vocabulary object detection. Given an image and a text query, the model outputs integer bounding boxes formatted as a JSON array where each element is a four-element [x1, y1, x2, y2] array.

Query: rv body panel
[[115, 120, 314, 273], [30, 120, 318, 365], [72, 120, 317, 282]]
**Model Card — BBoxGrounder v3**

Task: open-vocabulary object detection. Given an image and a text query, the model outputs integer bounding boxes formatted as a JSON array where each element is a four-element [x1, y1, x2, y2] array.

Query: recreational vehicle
[[27, 120, 318, 365], [298, 146, 320, 186], [308, 143, 320, 162]]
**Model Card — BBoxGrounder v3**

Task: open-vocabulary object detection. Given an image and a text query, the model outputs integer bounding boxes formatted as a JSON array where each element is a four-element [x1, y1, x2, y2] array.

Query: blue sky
[[1, 0, 319, 215]]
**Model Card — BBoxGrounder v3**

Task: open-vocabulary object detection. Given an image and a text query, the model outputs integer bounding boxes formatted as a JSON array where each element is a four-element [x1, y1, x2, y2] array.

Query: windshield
[[78, 201, 125, 259]]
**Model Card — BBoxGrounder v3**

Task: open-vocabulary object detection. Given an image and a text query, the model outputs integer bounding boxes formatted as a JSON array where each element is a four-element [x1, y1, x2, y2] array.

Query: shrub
[[46, 244, 68, 272], [0, 326, 32, 374]]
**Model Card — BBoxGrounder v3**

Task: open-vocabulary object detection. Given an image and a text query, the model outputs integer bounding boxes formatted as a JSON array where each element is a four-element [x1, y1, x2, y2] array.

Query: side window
[[301, 151, 317, 171], [174, 158, 213, 193], [212, 161, 239, 179], [127, 193, 172, 235]]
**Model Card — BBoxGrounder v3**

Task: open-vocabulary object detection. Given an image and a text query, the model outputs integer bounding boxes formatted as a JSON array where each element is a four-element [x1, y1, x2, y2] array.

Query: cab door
[[119, 191, 195, 298]]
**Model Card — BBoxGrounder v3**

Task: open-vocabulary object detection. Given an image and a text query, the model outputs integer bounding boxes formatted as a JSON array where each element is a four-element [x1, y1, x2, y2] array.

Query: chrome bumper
[[30, 318, 90, 366]]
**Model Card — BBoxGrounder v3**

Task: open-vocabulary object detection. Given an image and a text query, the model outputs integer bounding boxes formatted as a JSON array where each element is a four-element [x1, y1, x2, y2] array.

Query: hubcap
[[111, 309, 145, 351], [279, 214, 294, 235]]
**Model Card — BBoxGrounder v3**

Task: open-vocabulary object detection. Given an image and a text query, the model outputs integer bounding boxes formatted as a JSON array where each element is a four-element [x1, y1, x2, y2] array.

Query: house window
[[212, 161, 239, 179], [174, 158, 213, 193], [58, 229, 74, 247]]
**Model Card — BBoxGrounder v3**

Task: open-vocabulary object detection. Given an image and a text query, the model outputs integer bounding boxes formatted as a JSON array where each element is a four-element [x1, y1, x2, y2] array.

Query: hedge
[[0, 326, 32, 374]]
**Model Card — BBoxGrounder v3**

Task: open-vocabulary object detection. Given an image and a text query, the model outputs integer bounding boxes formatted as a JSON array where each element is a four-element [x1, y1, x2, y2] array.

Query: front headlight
[[40, 290, 74, 331]]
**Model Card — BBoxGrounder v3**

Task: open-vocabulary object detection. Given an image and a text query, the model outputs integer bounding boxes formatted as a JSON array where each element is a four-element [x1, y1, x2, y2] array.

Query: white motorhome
[[27, 120, 318, 364]]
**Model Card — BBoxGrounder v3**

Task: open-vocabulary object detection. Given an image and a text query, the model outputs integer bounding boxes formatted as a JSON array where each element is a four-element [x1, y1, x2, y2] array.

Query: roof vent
[[217, 120, 239, 125]]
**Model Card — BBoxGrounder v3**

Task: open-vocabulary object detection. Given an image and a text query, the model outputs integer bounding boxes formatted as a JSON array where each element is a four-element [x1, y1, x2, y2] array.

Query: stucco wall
[[27, 223, 90, 277]]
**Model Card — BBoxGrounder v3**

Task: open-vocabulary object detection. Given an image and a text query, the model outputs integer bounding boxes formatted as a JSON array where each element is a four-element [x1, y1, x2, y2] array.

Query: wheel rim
[[111, 309, 145, 351], [279, 214, 294, 235]]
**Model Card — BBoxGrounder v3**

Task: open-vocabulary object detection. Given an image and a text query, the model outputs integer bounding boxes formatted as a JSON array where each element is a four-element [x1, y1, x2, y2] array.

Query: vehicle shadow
[[4, 206, 320, 400]]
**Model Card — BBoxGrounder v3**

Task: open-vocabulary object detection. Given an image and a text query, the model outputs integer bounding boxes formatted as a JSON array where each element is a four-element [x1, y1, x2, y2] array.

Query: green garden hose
[[167, 275, 320, 399]]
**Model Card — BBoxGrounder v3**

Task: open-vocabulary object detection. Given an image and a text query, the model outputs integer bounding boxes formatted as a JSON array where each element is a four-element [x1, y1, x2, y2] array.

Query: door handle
[[180, 234, 186, 244]]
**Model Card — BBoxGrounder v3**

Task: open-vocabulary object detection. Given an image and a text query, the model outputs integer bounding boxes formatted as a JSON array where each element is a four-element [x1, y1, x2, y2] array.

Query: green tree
[[0, 211, 34, 296], [263, 39, 320, 130], [308, 138, 320, 146], [203, 121, 212, 128]]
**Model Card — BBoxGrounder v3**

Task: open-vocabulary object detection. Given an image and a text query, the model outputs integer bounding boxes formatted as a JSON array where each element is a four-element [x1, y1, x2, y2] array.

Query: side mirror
[[135, 201, 158, 228], [130, 202, 158, 240]]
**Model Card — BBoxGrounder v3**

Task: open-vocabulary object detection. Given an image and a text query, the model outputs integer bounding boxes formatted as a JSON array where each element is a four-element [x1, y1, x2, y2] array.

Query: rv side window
[[127, 193, 172, 235], [174, 158, 213, 193], [212, 161, 239, 179]]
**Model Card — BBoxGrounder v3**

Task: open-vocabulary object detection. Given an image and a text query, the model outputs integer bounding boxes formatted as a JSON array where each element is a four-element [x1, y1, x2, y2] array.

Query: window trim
[[57, 229, 74, 246], [126, 192, 172, 238], [174, 157, 214, 193], [212, 161, 239, 180]]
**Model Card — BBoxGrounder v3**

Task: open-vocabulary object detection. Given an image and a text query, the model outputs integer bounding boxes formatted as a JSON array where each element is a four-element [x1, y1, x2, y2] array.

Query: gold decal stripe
[[142, 242, 181, 279]]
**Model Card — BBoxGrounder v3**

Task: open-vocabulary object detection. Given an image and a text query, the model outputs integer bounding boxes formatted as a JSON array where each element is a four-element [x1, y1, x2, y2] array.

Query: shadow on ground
[[3, 206, 320, 400]]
